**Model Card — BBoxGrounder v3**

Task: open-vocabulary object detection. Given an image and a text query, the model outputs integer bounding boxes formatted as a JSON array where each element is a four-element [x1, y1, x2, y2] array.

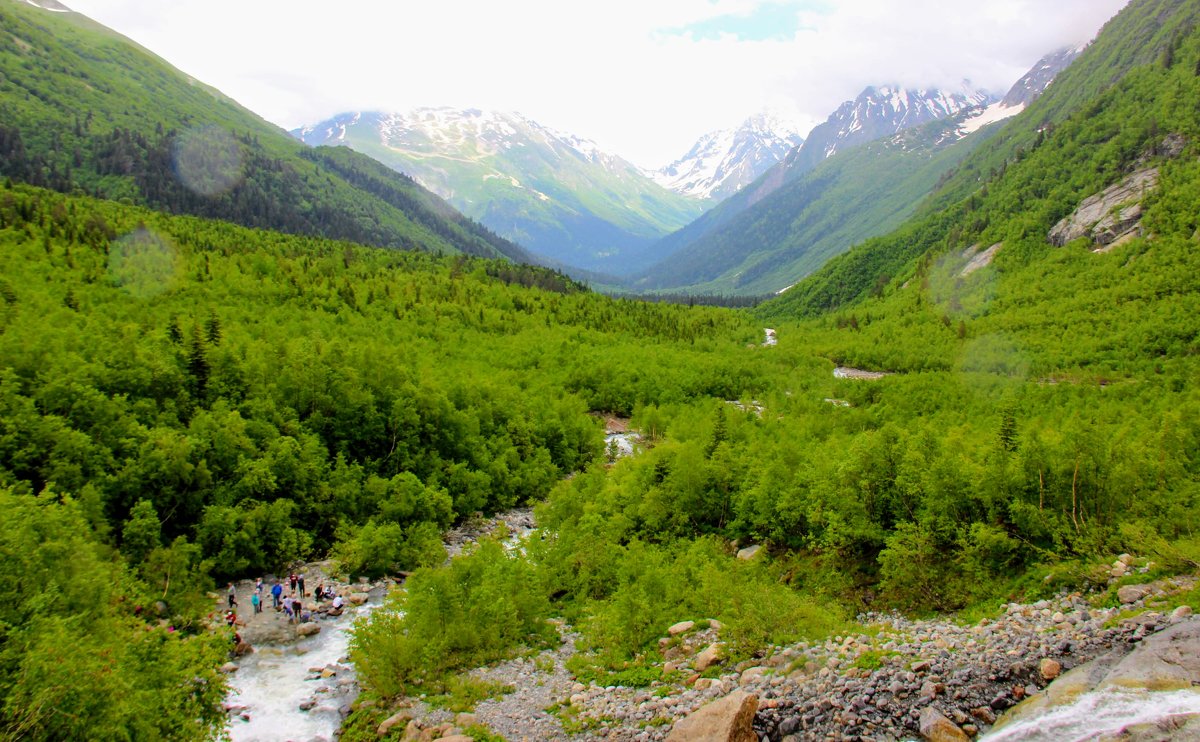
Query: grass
[[851, 649, 899, 672], [426, 676, 515, 713]]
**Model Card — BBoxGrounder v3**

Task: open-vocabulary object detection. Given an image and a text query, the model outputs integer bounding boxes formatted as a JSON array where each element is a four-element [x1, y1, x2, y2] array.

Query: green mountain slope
[[630, 116, 1004, 295], [293, 109, 708, 274], [763, 0, 1200, 320], [0, 0, 530, 261]]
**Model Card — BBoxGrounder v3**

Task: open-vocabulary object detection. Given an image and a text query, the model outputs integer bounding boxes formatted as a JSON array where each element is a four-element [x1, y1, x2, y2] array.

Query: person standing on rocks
[[271, 580, 283, 610], [227, 582, 237, 609], [298, 572, 306, 598], [250, 591, 261, 614], [289, 572, 298, 595]]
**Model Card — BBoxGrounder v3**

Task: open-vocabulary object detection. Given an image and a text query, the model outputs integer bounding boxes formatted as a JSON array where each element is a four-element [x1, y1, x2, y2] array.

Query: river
[[224, 596, 380, 742], [980, 688, 1200, 741]]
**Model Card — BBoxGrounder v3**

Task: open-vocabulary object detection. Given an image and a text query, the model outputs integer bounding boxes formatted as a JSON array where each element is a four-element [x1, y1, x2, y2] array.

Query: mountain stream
[[225, 595, 381, 742]]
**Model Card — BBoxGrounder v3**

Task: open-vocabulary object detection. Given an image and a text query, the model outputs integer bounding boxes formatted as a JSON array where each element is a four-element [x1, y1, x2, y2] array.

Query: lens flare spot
[[173, 125, 244, 197], [108, 228, 181, 298]]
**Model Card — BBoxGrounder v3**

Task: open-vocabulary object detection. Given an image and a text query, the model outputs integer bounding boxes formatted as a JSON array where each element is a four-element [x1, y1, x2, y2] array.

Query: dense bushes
[[352, 538, 555, 696]]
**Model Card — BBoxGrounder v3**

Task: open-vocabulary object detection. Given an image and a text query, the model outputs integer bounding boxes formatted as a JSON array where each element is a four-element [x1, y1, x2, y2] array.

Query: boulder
[[738, 667, 767, 684], [918, 707, 970, 742], [695, 643, 726, 672], [297, 623, 321, 637], [1039, 658, 1062, 681], [995, 622, 1200, 733], [220, 662, 239, 674], [349, 593, 369, 605], [736, 545, 762, 561], [454, 712, 478, 728], [666, 690, 758, 742], [1118, 584, 1155, 604], [668, 620, 696, 636], [376, 710, 412, 737], [1098, 620, 1200, 692]]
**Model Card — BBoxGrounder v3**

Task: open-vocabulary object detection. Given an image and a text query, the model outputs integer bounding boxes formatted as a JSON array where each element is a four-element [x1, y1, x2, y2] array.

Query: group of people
[[223, 572, 350, 631]]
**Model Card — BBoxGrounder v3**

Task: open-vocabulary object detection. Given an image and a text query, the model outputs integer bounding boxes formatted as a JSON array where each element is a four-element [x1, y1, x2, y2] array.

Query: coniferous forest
[[1, 0, 1200, 740]]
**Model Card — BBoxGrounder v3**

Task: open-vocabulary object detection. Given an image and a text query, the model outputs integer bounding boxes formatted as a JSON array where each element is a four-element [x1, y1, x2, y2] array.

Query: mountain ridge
[[632, 82, 1001, 286], [292, 107, 708, 275]]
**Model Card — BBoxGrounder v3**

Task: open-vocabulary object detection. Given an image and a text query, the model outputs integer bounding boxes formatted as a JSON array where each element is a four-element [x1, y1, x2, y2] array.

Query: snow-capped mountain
[[292, 108, 706, 275], [956, 46, 1085, 138], [653, 112, 807, 201], [1001, 45, 1085, 108], [782, 83, 996, 175]]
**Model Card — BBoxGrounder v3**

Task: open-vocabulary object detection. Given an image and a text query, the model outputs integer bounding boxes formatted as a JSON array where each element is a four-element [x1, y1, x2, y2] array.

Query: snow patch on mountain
[[26, 0, 71, 12], [959, 100, 1026, 136]]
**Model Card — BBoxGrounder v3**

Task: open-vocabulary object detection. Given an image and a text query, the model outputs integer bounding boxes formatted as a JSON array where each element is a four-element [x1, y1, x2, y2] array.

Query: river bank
[[350, 565, 1199, 741]]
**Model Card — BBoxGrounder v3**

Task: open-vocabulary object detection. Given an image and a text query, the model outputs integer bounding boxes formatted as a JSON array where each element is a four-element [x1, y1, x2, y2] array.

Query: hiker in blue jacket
[[271, 580, 283, 609]]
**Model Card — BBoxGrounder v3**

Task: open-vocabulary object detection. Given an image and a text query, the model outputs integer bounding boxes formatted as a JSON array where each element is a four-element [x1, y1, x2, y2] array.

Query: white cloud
[[66, 0, 1128, 168]]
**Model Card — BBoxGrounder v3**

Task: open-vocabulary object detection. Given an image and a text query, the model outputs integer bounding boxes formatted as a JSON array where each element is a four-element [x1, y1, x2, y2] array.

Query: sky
[[66, 0, 1129, 169]]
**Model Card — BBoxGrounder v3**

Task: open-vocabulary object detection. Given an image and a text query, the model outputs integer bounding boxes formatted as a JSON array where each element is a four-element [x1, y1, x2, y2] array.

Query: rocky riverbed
[[356, 568, 1199, 741]]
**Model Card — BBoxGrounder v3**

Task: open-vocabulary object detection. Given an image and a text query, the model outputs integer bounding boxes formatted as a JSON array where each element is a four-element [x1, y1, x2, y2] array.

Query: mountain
[[763, 0, 1200, 321], [0, 0, 530, 262], [638, 84, 997, 276], [652, 111, 807, 201], [292, 108, 708, 275], [780, 83, 994, 176]]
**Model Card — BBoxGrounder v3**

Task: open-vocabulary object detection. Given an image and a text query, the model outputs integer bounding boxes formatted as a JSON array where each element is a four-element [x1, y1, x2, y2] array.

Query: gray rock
[[736, 545, 762, 561], [1048, 168, 1158, 247], [918, 706, 969, 742], [1118, 584, 1155, 604]]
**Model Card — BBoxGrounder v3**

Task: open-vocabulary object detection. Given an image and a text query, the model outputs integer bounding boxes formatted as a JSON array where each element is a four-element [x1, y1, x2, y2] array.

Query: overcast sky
[[67, 0, 1129, 169]]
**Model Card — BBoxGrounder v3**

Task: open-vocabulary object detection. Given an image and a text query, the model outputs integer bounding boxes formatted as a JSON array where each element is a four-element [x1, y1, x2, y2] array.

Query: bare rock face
[[1048, 169, 1158, 247], [296, 623, 321, 637], [736, 544, 762, 561], [994, 621, 1200, 733], [1097, 620, 1200, 691], [960, 242, 1004, 277], [666, 691, 758, 742]]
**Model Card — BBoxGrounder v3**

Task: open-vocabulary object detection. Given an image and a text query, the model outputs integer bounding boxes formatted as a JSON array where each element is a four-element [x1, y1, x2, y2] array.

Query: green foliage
[[352, 539, 556, 697], [331, 520, 444, 579], [0, 185, 760, 583], [0, 489, 227, 741], [426, 676, 515, 713], [566, 658, 669, 688]]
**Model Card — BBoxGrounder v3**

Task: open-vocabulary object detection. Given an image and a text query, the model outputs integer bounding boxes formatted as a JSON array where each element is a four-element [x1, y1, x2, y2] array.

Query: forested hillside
[[0, 0, 530, 262], [768, 0, 1200, 318]]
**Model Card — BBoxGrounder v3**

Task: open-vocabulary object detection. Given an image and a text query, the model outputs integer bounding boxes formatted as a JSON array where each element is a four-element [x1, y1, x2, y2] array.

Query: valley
[[1, 1, 1199, 741]]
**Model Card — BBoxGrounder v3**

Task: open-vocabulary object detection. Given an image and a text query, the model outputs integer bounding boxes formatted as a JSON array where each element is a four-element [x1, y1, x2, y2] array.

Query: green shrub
[[352, 538, 555, 697]]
